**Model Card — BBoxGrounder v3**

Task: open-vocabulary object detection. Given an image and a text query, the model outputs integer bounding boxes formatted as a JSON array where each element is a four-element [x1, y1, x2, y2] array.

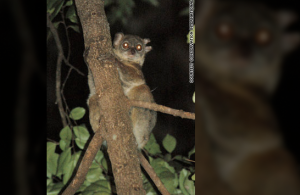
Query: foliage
[[179, 0, 193, 16], [47, 107, 195, 195]]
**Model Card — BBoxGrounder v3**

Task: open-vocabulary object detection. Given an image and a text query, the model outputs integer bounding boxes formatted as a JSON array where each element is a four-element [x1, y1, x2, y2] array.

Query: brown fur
[[87, 32, 156, 149], [196, 0, 300, 194]]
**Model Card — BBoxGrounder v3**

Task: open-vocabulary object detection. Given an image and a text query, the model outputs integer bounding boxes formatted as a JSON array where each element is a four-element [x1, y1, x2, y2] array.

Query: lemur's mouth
[[127, 54, 135, 58]]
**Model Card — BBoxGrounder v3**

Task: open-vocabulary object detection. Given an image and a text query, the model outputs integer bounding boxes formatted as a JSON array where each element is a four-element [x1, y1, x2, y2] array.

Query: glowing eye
[[255, 29, 271, 46], [122, 42, 129, 49], [215, 22, 233, 40], [136, 44, 142, 51]]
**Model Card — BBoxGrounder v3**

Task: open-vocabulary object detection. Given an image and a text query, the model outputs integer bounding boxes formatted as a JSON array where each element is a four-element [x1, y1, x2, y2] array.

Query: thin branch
[[131, 100, 195, 120], [47, 13, 85, 128], [60, 67, 73, 125], [61, 128, 104, 195], [184, 158, 195, 163], [47, 13, 68, 127], [47, 138, 59, 144], [139, 153, 171, 195], [63, 58, 85, 76], [60, 9, 71, 61]]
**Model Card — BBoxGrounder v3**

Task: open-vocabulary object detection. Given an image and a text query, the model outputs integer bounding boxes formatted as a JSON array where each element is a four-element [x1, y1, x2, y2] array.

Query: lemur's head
[[113, 32, 152, 66]]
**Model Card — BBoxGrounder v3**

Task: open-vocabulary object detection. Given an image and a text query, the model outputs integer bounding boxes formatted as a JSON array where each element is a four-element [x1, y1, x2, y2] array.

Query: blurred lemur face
[[196, 1, 299, 92], [113, 33, 152, 66]]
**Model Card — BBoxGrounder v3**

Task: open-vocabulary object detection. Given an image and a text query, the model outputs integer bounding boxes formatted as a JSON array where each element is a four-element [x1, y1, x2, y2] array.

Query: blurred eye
[[255, 29, 271, 46], [215, 22, 233, 40], [136, 44, 142, 51], [122, 42, 129, 49]]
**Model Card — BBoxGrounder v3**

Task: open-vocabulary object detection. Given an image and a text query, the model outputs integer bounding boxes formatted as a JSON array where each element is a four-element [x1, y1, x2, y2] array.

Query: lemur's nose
[[130, 48, 136, 55]]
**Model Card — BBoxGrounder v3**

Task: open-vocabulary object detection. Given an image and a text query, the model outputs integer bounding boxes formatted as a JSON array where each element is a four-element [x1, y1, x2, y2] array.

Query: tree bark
[[74, 0, 146, 194]]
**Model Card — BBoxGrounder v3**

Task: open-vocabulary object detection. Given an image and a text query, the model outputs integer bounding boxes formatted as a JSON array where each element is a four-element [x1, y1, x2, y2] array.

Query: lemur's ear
[[276, 11, 297, 28], [145, 46, 152, 53], [113, 32, 124, 47], [143, 38, 151, 45], [143, 38, 151, 53], [276, 11, 300, 53]]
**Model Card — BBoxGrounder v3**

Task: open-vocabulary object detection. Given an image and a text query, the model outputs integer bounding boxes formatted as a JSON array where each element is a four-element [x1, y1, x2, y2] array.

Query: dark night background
[[47, 0, 300, 160], [263, 0, 300, 163], [3, 0, 300, 194]]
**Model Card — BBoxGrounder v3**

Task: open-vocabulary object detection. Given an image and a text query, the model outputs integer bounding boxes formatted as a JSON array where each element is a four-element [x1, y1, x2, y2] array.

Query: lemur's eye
[[215, 22, 233, 40], [255, 28, 271, 46], [136, 44, 142, 51], [122, 42, 129, 49]]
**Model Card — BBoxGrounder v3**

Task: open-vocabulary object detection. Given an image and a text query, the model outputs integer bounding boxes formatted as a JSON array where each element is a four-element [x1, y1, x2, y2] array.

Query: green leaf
[[53, 21, 61, 28], [59, 139, 70, 151], [144, 157, 178, 194], [75, 138, 88, 149], [60, 126, 72, 140], [162, 134, 176, 153], [86, 167, 103, 183], [57, 147, 71, 177], [144, 133, 161, 155], [63, 157, 75, 184], [179, 169, 195, 195], [142, 0, 159, 7], [93, 192, 110, 195], [65, 0, 73, 6], [78, 181, 89, 193], [47, 182, 64, 195], [173, 189, 183, 194], [47, 0, 60, 13], [59, 134, 71, 151], [47, 178, 52, 186], [188, 146, 195, 158], [66, 5, 78, 24], [47, 142, 59, 176], [94, 179, 111, 192], [184, 177, 195, 195], [47, 7, 55, 15], [160, 171, 178, 194], [63, 153, 81, 184], [146, 192, 156, 195], [47, 182, 54, 192], [164, 153, 172, 162], [73, 126, 90, 140], [101, 158, 108, 172], [94, 150, 104, 163], [191, 173, 195, 181], [69, 107, 86, 120], [48, 0, 64, 21], [151, 158, 175, 174], [180, 7, 189, 16], [82, 180, 111, 195], [104, 0, 114, 6], [47, 142, 57, 154], [68, 25, 80, 33], [174, 155, 184, 161], [73, 151, 82, 167]]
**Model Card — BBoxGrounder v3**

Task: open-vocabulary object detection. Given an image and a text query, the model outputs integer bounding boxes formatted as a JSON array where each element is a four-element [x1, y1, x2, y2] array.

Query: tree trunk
[[74, 0, 146, 194]]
